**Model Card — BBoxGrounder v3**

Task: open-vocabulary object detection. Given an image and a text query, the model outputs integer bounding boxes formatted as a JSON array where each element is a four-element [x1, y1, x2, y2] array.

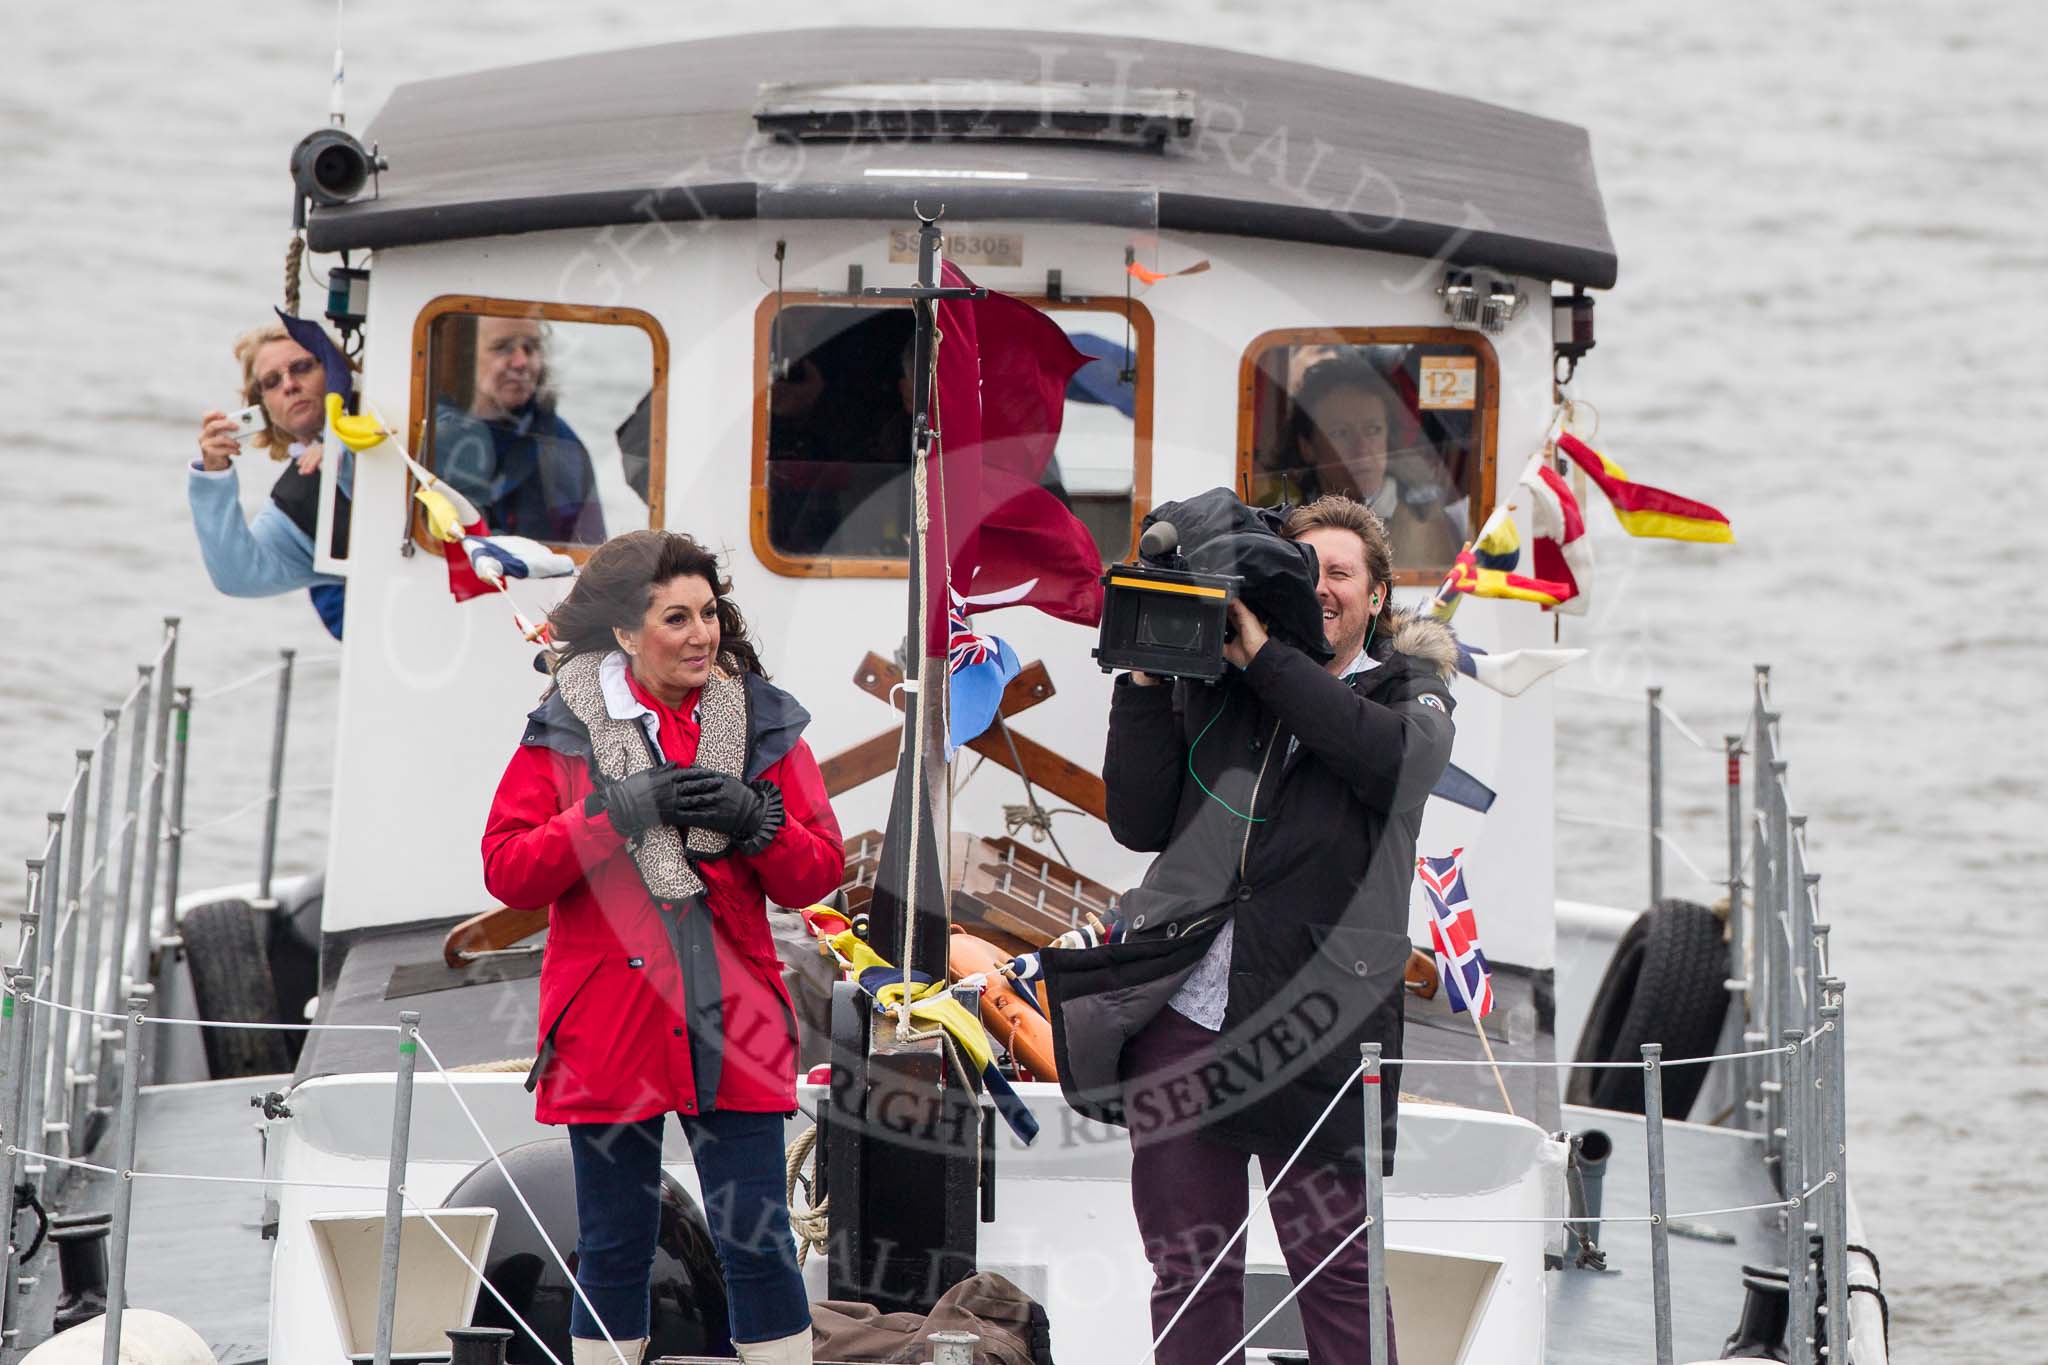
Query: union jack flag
[[948, 602, 997, 673], [1418, 849, 1494, 1017]]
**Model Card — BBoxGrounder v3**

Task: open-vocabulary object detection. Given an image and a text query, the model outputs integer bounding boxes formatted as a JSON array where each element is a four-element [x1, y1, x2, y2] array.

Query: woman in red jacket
[[483, 530, 844, 1365]]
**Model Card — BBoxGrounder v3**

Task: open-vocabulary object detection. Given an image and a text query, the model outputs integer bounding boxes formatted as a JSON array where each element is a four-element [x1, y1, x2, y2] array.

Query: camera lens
[[1136, 600, 1204, 651]]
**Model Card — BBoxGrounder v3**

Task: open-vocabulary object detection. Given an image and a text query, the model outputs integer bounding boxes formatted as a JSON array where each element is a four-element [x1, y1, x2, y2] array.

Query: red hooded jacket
[[482, 663, 844, 1124]]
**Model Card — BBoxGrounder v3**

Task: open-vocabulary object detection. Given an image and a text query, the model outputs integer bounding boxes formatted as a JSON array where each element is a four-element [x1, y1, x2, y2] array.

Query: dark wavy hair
[[1287, 355, 1395, 454], [546, 530, 767, 679]]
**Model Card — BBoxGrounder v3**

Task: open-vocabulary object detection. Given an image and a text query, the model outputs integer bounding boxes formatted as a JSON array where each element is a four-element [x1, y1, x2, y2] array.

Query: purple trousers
[[1123, 1006, 1398, 1365]]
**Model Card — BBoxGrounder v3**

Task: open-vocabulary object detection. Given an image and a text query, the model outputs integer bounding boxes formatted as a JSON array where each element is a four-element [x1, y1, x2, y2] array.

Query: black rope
[[1846, 1282, 1891, 1354], [1843, 1241, 1888, 1355], [1846, 1241, 1883, 1282], [12, 1181, 47, 1261]]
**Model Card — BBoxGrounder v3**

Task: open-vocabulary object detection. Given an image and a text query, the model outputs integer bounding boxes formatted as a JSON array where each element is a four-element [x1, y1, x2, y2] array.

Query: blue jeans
[[566, 1109, 810, 1344]]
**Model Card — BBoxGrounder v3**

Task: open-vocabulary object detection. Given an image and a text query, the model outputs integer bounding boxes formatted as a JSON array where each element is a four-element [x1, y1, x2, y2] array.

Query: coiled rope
[[784, 1123, 830, 1266]]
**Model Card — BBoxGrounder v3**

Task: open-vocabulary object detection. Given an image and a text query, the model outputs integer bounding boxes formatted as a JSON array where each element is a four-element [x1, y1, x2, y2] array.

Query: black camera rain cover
[[1141, 488, 1333, 663]]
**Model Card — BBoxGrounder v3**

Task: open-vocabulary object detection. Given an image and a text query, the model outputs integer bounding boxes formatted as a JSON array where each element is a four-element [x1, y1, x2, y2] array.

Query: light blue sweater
[[186, 460, 345, 597]]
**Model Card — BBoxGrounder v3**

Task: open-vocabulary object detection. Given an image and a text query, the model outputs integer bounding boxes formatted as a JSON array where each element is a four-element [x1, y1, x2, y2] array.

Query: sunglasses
[[255, 356, 322, 394]]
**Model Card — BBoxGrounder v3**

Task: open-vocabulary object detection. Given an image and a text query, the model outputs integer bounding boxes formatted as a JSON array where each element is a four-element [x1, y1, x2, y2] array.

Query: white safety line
[[3, 1145, 386, 1193], [1400, 1041, 1792, 1072], [13, 994, 399, 1033], [1205, 1215, 1374, 1365], [189, 663, 287, 702], [399, 1186, 571, 1365], [129, 1169, 387, 1192], [1140, 1056, 1369, 1364], [413, 1031, 631, 1363], [1652, 829, 1721, 889], [173, 793, 272, 837], [1653, 699, 1717, 753]]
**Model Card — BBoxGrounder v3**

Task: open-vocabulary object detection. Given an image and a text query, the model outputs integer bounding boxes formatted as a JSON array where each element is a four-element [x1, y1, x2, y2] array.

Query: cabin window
[[407, 298, 668, 556], [752, 294, 1152, 577], [1237, 329, 1498, 583]]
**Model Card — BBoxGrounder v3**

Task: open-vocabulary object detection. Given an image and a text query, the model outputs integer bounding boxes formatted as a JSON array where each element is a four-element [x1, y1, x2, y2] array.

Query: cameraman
[[1049, 494, 1456, 1364]]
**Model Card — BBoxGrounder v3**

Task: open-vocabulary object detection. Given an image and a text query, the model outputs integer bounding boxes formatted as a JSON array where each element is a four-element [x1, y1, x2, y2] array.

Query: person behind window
[[482, 530, 843, 1365], [435, 316, 606, 545], [188, 323, 351, 638], [1280, 356, 1461, 567]]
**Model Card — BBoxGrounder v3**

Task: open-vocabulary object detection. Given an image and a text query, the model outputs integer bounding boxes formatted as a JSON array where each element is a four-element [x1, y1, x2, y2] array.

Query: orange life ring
[[948, 928, 1059, 1082]]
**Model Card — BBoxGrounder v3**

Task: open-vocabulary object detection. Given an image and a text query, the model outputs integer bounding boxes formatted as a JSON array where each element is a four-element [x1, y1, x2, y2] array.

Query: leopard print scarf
[[553, 649, 750, 902]]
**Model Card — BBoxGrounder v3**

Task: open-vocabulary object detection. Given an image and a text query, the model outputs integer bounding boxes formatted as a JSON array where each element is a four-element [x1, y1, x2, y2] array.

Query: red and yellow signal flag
[[1557, 432, 1734, 543], [1444, 546, 1575, 607]]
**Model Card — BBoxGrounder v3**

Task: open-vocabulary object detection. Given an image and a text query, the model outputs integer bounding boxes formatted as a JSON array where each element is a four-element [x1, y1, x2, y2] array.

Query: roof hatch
[[753, 80, 1195, 149]]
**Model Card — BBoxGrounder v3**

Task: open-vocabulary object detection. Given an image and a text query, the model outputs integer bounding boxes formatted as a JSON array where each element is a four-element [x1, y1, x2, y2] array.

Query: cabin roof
[[309, 28, 1618, 288]]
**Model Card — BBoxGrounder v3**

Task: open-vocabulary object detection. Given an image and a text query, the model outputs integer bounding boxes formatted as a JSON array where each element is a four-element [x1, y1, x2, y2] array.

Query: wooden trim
[[1234, 326, 1501, 588], [749, 289, 1155, 579], [839, 652, 1104, 820], [405, 294, 670, 559], [819, 730, 902, 798], [820, 652, 1060, 799], [441, 905, 548, 967]]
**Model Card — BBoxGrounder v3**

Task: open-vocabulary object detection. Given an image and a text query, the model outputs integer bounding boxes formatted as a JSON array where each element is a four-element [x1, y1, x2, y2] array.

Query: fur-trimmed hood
[[1377, 608, 1460, 683]]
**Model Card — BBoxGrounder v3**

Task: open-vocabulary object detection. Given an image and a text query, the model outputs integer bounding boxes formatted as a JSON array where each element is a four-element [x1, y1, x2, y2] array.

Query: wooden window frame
[[406, 294, 670, 559], [1235, 326, 1500, 588], [749, 290, 1155, 579]]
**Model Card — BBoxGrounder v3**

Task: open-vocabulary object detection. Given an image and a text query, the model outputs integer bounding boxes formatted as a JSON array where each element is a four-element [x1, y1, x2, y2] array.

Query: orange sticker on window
[[1419, 355, 1478, 410]]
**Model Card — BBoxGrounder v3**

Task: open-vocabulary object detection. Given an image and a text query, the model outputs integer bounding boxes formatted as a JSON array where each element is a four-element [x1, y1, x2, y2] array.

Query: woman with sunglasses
[[187, 323, 352, 637]]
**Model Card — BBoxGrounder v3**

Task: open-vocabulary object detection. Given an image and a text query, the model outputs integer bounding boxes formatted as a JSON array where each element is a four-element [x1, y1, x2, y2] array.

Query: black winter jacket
[[1043, 611, 1457, 1171]]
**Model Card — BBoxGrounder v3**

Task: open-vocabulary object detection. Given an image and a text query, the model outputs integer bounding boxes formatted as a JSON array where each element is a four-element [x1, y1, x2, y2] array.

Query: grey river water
[[3, 1, 2044, 1356]]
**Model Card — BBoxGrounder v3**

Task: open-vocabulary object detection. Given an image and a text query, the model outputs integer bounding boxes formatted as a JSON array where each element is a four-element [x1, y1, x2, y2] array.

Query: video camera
[[1092, 489, 1334, 682], [1091, 522, 1243, 682]]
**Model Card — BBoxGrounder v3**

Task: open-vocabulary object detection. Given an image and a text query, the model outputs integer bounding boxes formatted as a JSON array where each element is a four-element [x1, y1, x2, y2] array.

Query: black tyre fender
[[180, 899, 293, 1079], [1566, 899, 1729, 1120]]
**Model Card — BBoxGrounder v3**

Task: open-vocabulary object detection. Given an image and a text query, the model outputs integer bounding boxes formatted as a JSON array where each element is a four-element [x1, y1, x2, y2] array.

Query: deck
[[1548, 1104, 1785, 1362], [25, 1077, 278, 1363]]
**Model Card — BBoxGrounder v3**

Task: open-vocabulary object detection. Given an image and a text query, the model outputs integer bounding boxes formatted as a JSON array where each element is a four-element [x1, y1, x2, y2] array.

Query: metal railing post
[[1788, 816, 1813, 1036], [1781, 1025, 1812, 1365], [1819, 982, 1849, 1364], [1723, 733, 1752, 1131], [1802, 874, 1823, 1034], [162, 688, 193, 937], [258, 648, 296, 905], [1809, 923, 1831, 1183], [1748, 684, 1777, 1154], [373, 1011, 422, 1365], [51, 758, 90, 1157], [137, 621, 179, 970], [78, 710, 119, 1127], [101, 667, 151, 1096], [1360, 1044, 1389, 1365], [1641, 1044, 1673, 1365], [99, 997, 147, 1365], [1, 961, 34, 1350], [1771, 769, 1795, 1037], [28, 836, 61, 1188], [1646, 686, 1665, 907], [1762, 752, 1789, 1181]]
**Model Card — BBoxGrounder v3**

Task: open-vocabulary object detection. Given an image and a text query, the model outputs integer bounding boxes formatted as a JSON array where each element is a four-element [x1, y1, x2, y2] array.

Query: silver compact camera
[[229, 404, 267, 443]]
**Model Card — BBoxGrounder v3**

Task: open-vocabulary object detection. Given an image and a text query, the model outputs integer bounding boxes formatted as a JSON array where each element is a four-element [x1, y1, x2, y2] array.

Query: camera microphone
[[1138, 521, 1179, 560]]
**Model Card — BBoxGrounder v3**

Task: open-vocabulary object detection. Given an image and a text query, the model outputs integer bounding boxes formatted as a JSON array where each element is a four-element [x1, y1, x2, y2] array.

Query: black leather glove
[[583, 763, 686, 838], [672, 768, 785, 854]]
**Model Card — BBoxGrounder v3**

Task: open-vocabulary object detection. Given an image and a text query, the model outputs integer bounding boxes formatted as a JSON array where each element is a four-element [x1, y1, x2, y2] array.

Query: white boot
[[734, 1327, 813, 1364], [571, 1338, 646, 1365]]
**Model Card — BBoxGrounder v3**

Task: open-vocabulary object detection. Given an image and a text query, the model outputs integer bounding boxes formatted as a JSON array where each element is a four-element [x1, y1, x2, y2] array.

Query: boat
[[0, 27, 1890, 1365]]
